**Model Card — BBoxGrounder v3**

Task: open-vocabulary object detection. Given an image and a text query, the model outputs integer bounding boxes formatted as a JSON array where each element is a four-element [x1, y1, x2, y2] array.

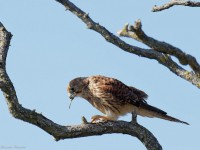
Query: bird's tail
[[138, 103, 189, 125]]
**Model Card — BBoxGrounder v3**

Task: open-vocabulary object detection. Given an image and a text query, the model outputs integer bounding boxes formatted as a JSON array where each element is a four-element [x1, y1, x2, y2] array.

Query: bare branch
[[55, 0, 200, 88], [118, 20, 200, 88], [152, 0, 200, 12], [0, 22, 162, 149], [55, 1, 163, 60], [118, 20, 200, 74]]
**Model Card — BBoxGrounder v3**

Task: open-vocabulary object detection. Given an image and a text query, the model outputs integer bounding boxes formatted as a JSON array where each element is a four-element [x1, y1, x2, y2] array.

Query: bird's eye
[[70, 88, 75, 93]]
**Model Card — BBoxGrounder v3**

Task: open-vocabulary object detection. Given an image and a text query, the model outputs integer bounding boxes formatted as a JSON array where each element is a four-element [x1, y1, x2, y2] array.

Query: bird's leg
[[91, 115, 111, 123], [131, 111, 137, 123]]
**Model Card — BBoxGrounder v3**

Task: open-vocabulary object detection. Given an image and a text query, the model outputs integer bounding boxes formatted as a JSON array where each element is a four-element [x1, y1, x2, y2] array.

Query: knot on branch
[[82, 116, 88, 124]]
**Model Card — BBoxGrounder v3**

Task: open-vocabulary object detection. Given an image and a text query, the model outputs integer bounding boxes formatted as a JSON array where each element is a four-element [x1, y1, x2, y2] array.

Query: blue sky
[[0, 0, 200, 150]]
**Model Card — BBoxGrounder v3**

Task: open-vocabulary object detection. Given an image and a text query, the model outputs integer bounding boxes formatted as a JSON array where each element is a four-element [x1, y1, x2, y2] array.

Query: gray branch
[[152, 0, 200, 12], [0, 21, 162, 150], [55, 0, 200, 89], [118, 20, 200, 88]]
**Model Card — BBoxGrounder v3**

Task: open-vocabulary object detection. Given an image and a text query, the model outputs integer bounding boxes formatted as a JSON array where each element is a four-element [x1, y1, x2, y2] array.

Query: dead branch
[[0, 21, 162, 150], [55, 0, 200, 88], [117, 20, 200, 88], [152, 0, 200, 12]]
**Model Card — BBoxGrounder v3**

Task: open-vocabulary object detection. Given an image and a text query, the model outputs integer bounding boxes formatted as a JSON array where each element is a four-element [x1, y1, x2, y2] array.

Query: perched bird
[[67, 75, 189, 125]]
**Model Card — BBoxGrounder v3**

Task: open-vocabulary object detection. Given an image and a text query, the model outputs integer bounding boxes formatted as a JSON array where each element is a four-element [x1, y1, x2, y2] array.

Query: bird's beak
[[69, 93, 75, 100]]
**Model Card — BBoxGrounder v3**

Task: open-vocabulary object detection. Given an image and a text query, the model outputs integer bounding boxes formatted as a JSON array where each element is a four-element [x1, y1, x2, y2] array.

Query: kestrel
[[67, 75, 189, 125]]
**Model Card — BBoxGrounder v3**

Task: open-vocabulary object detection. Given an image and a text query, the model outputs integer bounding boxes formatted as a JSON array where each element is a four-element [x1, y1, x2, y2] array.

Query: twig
[[0, 22, 162, 150], [152, 0, 200, 12]]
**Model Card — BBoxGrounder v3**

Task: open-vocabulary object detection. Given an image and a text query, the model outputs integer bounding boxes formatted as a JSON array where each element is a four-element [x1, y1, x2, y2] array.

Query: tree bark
[[1, 0, 198, 149], [117, 20, 200, 88], [0, 21, 162, 150], [55, 0, 200, 89]]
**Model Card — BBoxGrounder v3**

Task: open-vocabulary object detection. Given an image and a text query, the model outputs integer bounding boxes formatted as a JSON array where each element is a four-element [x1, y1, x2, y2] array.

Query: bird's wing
[[129, 86, 148, 100], [88, 75, 145, 106]]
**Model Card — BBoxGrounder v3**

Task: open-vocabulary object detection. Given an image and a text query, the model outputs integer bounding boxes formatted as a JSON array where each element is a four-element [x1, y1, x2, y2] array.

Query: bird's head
[[67, 77, 88, 101]]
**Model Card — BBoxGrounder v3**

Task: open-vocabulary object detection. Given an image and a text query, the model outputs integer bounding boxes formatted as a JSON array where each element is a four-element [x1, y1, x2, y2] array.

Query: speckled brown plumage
[[67, 75, 189, 125]]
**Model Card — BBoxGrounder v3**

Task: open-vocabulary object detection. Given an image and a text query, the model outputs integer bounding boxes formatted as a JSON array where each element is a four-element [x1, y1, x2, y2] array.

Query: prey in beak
[[68, 92, 75, 109], [67, 85, 77, 109], [69, 93, 75, 100]]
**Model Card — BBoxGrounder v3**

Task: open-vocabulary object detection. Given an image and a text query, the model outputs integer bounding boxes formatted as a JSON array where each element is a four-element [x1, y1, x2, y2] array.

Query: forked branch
[[118, 20, 200, 88], [152, 0, 200, 12], [55, 0, 200, 88], [0, 22, 162, 150]]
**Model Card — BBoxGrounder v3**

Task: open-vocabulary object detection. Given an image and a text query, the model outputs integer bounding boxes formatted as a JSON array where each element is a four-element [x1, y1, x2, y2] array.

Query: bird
[[67, 75, 189, 125]]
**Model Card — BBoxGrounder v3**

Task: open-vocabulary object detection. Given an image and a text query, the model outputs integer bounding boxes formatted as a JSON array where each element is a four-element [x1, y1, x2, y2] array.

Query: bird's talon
[[91, 115, 109, 123]]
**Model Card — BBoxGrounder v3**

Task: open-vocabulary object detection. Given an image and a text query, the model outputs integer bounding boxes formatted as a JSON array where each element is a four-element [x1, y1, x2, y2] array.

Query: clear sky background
[[0, 0, 200, 150]]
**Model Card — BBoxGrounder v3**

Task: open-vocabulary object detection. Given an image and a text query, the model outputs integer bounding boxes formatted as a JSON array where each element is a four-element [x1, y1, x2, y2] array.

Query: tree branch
[[0, 22, 162, 149], [56, 1, 163, 60], [117, 20, 200, 88], [117, 20, 200, 74], [55, 0, 200, 88], [152, 0, 200, 12]]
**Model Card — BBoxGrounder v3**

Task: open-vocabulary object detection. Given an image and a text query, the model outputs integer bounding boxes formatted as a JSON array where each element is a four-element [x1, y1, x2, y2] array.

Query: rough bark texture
[[55, 0, 200, 89], [0, 22, 162, 150], [152, 0, 200, 12]]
